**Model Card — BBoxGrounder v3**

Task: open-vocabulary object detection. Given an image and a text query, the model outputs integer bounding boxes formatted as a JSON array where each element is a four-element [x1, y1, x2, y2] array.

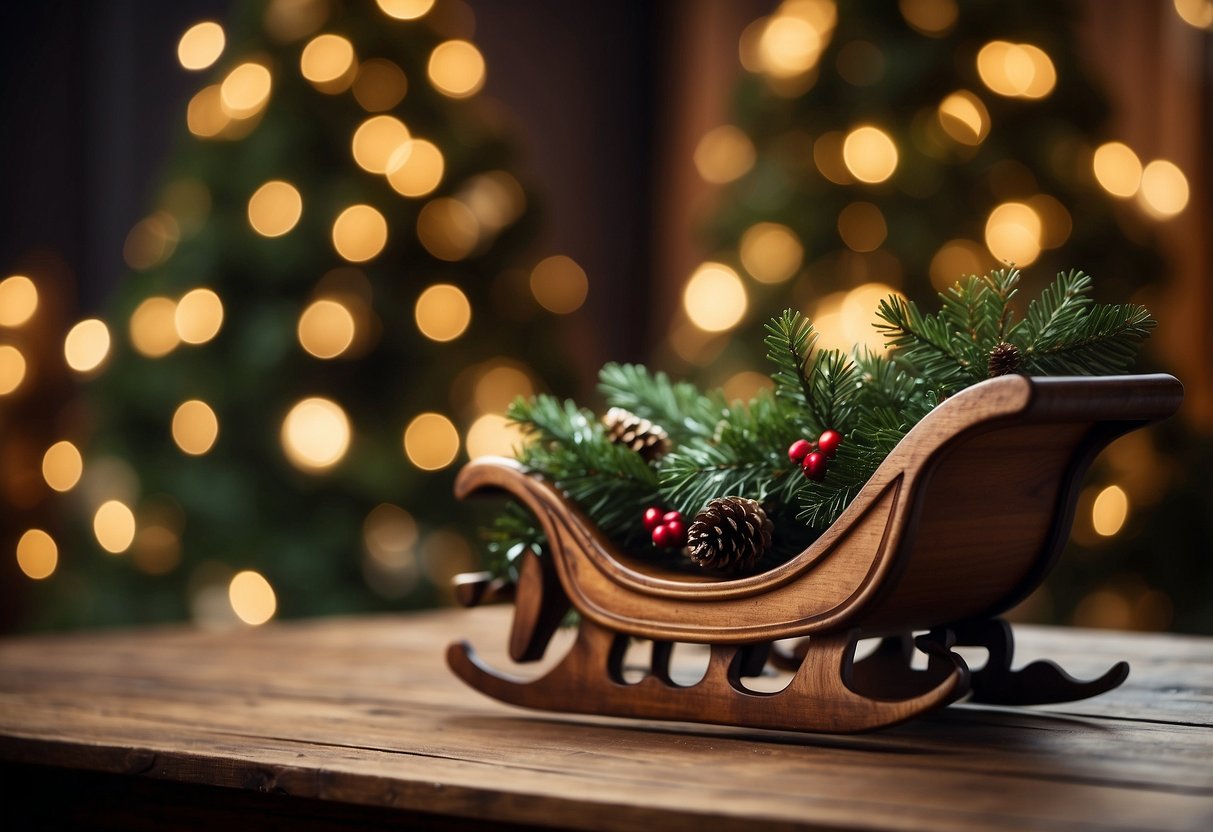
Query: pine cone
[[987, 342, 1023, 377], [602, 407, 671, 462], [686, 496, 774, 574]]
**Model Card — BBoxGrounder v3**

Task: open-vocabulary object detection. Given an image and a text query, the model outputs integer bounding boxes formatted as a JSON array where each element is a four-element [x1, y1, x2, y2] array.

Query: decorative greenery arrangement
[[485, 268, 1155, 578]]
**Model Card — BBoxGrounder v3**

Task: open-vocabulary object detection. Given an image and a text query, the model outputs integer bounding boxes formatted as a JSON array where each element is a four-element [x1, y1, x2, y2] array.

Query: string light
[[130, 297, 181, 357], [64, 319, 111, 373], [937, 91, 990, 146], [174, 288, 224, 345], [683, 263, 747, 332], [976, 41, 1056, 99], [172, 400, 220, 456], [42, 441, 83, 492], [0, 275, 38, 327], [16, 530, 58, 580], [377, 0, 436, 20], [94, 500, 137, 554], [929, 239, 995, 290], [842, 126, 898, 184], [1027, 194, 1072, 249], [693, 125, 756, 184], [353, 59, 408, 111], [0, 345, 25, 395], [459, 172, 526, 233], [281, 397, 351, 471], [427, 40, 485, 98], [332, 204, 389, 262], [352, 115, 411, 174], [899, 0, 958, 36], [1092, 142, 1142, 198], [186, 85, 230, 138], [465, 413, 523, 458], [177, 21, 226, 71], [220, 62, 273, 118], [984, 201, 1042, 266], [1138, 160, 1189, 218], [300, 34, 356, 92], [529, 255, 589, 314], [739, 222, 803, 284], [1092, 485, 1129, 537], [247, 180, 303, 237], [403, 412, 460, 470], [473, 363, 533, 413], [416, 198, 479, 261], [386, 139, 444, 197], [837, 202, 888, 252], [414, 284, 472, 342], [1174, 0, 1213, 29], [813, 131, 853, 184], [229, 570, 277, 625], [298, 299, 356, 358]]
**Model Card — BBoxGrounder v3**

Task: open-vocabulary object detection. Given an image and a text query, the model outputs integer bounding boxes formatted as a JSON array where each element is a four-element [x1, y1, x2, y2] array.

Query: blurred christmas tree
[[670, 0, 1211, 632], [16, 0, 588, 629]]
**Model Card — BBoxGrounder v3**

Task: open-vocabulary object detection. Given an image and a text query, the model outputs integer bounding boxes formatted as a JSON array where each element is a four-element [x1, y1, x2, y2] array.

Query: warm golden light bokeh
[[929, 239, 995, 290], [42, 441, 83, 492], [837, 201, 888, 252], [899, 0, 958, 36], [386, 139, 444, 197], [842, 125, 898, 184], [0, 345, 25, 395], [353, 59, 409, 111], [352, 115, 411, 174], [693, 125, 756, 184], [1138, 159, 1190, 218], [186, 85, 230, 138], [739, 222, 804, 284], [529, 255, 589, 314], [403, 412, 460, 470], [172, 400, 220, 456], [1092, 142, 1142, 198], [364, 503, 419, 565], [377, 0, 436, 20], [473, 363, 534, 414], [229, 570, 277, 625], [332, 204, 389, 262], [177, 21, 226, 71], [300, 33, 356, 91], [1174, 0, 1213, 29], [129, 296, 180, 358], [1092, 485, 1129, 537], [298, 299, 356, 358], [984, 201, 1042, 266], [64, 319, 111, 373], [94, 500, 137, 554], [281, 397, 351, 472], [414, 284, 472, 342], [175, 288, 225, 345], [813, 131, 853, 185], [937, 90, 990, 146], [465, 413, 523, 459], [123, 213, 180, 270], [219, 62, 273, 118], [416, 198, 479, 261], [976, 41, 1056, 99], [247, 180, 303, 237], [16, 529, 58, 580], [0, 275, 38, 327], [427, 40, 485, 98], [683, 263, 747, 332]]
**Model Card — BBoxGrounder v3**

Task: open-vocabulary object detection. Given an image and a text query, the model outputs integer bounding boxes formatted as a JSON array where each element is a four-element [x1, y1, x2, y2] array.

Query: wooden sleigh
[[447, 373, 1183, 733]]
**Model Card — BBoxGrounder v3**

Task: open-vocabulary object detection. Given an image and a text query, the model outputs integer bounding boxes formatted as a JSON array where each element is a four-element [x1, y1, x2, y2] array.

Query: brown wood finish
[[448, 374, 1184, 733], [2, 609, 1213, 831]]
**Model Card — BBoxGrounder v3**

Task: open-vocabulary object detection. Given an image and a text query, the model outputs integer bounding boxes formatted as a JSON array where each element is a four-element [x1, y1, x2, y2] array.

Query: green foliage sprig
[[482, 268, 1155, 578]]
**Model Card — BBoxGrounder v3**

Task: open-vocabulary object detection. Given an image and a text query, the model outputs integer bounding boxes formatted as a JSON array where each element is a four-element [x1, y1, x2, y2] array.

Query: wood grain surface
[[2, 607, 1212, 831]]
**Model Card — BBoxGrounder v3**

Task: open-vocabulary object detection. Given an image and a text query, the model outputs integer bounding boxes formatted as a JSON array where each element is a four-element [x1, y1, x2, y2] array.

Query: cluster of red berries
[[644, 507, 686, 548], [787, 429, 843, 481]]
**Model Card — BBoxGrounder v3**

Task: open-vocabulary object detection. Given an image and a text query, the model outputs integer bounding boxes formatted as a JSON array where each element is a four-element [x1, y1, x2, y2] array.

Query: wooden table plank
[[1, 608, 1211, 831]]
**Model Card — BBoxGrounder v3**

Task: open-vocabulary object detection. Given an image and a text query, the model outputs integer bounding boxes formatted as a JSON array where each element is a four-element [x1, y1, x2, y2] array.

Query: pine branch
[[1022, 303, 1156, 375], [874, 295, 975, 394], [597, 362, 725, 444], [763, 310, 820, 435], [808, 348, 858, 431]]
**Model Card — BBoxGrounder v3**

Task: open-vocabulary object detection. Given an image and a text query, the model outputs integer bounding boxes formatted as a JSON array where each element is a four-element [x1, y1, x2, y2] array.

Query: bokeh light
[[132, 525, 181, 576], [529, 255, 589, 314], [0, 345, 25, 395], [332, 204, 389, 262], [837, 202, 888, 252], [683, 263, 747, 332], [386, 139, 444, 197], [353, 59, 408, 111], [186, 85, 230, 138], [899, 0, 958, 36], [403, 413, 460, 470], [42, 441, 83, 492], [937, 90, 990, 145], [124, 213, 179, 270], [466, 413, 523, 459], [1027, 194, 1072, 249], [300, 33, 356, 92], [427, 40, 485, 98], [229, 570, 277, 625], [813, 131, 853, 184], [352, 115, 411, 174], [460, 172, 526, 233], [1092, 142, 1142, 198], [721, 371, 773, 403], [219, 62, 273, 118], [929, 239, 995, 290], [1138, 160, 1189, 218], [1174, 0, 1213, 29], [172, 400, 220, 456], [129, 296, 181, 357], [414, 284, 472, 341], [94, 500, 137, 554], [976, 41, 1056, 99], [298, 299, 356, 358], [984, 201, 1042, 266], [739, 222, 803, 284], [842, 125, 898, 183], [16, 529, 58, 580], [377, 0, 436, 20], [64, 319, 111, 373], [175, 288, 224, 345], [0, 275, 38, 327], [247, 180, 303, 237], [1092, 485, 1129, 537], [281, 397, 351, 471], [693, 125, 756, 184], [473, 363, 534, 413], [416, 198, 479, 261], [177, 21, 226, 71]]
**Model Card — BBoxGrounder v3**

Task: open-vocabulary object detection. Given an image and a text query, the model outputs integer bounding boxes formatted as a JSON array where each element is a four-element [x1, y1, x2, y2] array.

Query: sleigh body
[[447, 374, 1182, 733]]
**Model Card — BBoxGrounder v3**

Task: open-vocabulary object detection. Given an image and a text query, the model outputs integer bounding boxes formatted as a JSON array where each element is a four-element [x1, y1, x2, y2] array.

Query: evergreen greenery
[[486, 268, 1154, 578]]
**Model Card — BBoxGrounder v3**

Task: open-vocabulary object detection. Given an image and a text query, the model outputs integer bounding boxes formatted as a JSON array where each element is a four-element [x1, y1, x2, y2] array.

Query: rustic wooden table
[[1, 607, 1211, 831]]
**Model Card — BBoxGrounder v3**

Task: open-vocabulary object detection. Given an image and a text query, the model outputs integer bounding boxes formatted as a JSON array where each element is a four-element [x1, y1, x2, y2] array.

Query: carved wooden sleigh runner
[[447, 373, 1182, 733]]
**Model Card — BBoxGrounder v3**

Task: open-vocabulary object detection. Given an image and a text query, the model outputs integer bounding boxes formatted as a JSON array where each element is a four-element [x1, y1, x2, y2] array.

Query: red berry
[[787, 438, 814, 463], [818, 429, 842, 459], [643, 507, 664, 531], [652, 524, 673, 547], [664, 519, 685, 545], [802, 450, 828, 481], [662, 511, 682, 524]]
